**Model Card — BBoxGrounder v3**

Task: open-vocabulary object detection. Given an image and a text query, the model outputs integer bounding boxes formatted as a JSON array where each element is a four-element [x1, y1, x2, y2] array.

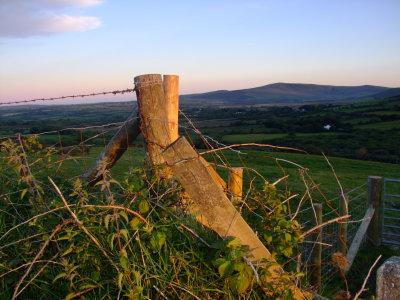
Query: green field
[[222, 132, 348, 144], [356, 119, 400, 130]]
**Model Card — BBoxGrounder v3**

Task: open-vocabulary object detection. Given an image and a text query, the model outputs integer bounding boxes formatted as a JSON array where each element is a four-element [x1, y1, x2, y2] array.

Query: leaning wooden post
[[134, 74, 174, 178], [83, 107, 141, 184], [339, 192, 349, 255], [366, 176, 383, 246], [311, 203, 322, 293], [162, 136, 310, 299], [228, 167, 243, 203]]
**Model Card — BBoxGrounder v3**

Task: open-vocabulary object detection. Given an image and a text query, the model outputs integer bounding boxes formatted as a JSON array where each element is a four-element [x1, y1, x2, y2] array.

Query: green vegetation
[[0, 136, 305, 299], [1, 95, 399, 299]]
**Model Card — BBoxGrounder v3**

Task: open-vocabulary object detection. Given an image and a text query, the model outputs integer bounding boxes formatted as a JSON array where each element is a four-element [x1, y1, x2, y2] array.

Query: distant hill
[[371, 88, 400, 99], [181, 83, 395, 106]]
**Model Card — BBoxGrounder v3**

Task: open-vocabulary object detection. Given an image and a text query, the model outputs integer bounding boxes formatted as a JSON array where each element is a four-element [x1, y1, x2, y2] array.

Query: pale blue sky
[[0, 0, 399, 103]]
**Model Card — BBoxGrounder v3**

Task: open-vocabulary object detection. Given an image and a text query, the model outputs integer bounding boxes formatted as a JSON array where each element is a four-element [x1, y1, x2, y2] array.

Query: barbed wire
[[0, 88, 136, 106]]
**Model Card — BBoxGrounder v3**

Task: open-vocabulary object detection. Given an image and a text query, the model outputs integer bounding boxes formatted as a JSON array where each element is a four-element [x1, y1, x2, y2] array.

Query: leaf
[[120, 256, 130, 271], [119, 211, 129, 223], [284, 233, 292, 242], [226, 237, 242, 248], [138, 200, 149, 214], [94, 180, 104, 186], [62, 244, 74, 256], [20, 189, 28, 200], [104, 214, 112, 230], [108, 233, 116, 250], [263, 232, 273, 243], [65, 293, 75, 300], [150, 231, 166, 250], [79, 283, 97, 289], [232, 262, 245, 272], [129, 217, 141, 230], [230, 271, 251, 294], [118, 272, 124, 289], [218, 261, 233, 277], [212, 258, 226, 267], [120, 229, 129, 242], [53, 272, 67, 283]]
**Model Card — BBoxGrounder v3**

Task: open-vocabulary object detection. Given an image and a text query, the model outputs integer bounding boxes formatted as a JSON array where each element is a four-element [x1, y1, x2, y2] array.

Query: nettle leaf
[[118, 272, 124, 289], [108, 233, 116, 250], [129, 217, 141, 230], [218, 261, 233, 278], [213, 258, 226, 267], [150, 231, 166, 250], [284, 233, 292, 242], [232, 262, 245, 272], [226, 238, 242, 248], [138, 200, 150, 214], [120, 256, 130, 271], [119, 211, 129, 223], [120, 229, 129, 242], [230, 271, 251, 295], [104, 214, 112, 230], [263, 232, 273, 243]]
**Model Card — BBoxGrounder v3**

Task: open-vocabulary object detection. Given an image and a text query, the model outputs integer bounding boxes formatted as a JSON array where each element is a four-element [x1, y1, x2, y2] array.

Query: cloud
[[0, 0, 102, 38]]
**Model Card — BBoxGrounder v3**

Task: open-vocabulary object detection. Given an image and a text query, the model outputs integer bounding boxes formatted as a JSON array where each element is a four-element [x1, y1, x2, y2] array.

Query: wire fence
[[1, 87, 374, 295], [0, 89, 136, 106], [295, 182, 369, 286]]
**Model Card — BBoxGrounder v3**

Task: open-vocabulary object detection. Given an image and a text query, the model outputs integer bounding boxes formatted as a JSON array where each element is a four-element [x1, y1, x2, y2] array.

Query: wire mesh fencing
[[295, 183, 369, 286]]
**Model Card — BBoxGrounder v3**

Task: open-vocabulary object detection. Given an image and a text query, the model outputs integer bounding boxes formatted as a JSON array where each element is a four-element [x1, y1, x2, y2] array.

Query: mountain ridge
[[181, 82, 398, 105]]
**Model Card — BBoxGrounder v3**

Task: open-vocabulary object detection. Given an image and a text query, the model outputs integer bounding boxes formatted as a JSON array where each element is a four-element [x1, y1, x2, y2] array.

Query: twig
[[82, 205, 149, 224], [322, 153, 347, 212], [12, 220, 71, 299], [16, 253, 59, 297], [300, 215, 350, 238], [0, 206, 70, 242], [353, 255, 382, 300], [0, 260, 62, 279], [48, 177, 119, 271], [199, 143, 306, 155], [66, 285, 102, 299]]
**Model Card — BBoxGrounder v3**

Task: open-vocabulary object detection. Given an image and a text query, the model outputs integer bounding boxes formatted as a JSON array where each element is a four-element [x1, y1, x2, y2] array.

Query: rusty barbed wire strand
[[0, 88, 136, 106]]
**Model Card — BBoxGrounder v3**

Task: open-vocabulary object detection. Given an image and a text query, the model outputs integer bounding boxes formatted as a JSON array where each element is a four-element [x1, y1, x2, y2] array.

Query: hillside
[[181, 83, 394, 105]]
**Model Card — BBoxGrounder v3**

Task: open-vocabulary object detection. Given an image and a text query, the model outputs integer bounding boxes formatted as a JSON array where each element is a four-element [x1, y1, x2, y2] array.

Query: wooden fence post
[[339, 192, 349, 255], [162, 136, 310, 299], [83, 107, 141, 184], [134, 74, 175, 178], [228, 167, 243, 203], [311, 203, 322, 293], [367, 176, 383, 246], [163, 75, 179, 142]]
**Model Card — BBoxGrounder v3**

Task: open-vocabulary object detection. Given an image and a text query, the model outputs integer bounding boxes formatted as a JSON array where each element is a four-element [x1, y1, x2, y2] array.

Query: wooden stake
[[366, 176, 383, 246], [311, 203, 322, 293], [228, 167, 243, 203], [345, 205, 375, 273], [162, 136, 310, 299], [339, 192, 349, 255], [134, 74, 173, 178], [163, 75, 179, 142], [83, 108, 140, 184]]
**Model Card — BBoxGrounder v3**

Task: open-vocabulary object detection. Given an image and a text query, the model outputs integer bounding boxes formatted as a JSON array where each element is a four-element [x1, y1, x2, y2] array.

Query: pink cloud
[[0, 0, 102, 38]]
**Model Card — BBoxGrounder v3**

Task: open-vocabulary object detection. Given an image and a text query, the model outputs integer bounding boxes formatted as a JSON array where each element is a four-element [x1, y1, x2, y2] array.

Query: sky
[[0, 0, 399, 104]]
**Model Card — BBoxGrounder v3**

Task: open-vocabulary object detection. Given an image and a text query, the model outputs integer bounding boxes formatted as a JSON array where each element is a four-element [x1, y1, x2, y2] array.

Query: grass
[[356, 120, 400, 130], [222, 132, 347, 144]]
